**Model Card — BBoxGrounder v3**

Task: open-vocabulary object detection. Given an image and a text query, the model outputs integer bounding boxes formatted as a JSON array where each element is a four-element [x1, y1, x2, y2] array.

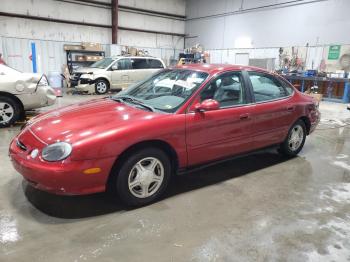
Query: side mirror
[[194, 99, 220, 112], [111, 64, 118, 70]]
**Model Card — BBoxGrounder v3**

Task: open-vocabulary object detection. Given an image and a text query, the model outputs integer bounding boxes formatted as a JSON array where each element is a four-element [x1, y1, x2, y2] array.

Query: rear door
[[186, 70, 255, 166], [246, 71, 295, 148]]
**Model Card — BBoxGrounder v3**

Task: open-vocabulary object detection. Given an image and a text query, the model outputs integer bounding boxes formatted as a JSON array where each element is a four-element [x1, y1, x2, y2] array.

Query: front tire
[[111, 148, 171, 207], [95, 79, 109, 95], [279, 120, 306, 156], [0, 96, 21, 128]]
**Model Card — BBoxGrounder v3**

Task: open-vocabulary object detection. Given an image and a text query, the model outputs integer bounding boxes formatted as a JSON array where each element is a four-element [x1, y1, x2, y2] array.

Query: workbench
[[283, 75, 350, 103]]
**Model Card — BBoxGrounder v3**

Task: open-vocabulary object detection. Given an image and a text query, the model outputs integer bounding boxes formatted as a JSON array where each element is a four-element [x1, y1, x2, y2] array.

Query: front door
[[186, 71, 255, 166], [111, 58, 132, 89]]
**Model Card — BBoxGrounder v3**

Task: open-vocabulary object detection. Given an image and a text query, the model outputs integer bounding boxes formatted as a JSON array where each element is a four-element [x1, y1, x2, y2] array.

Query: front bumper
[[9, 130, 115, 195], [75, 79, 95, 94]]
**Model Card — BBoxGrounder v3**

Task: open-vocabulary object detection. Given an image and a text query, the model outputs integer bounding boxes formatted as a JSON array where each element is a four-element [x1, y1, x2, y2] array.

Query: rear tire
[[110, 148, 171, 207], [279, 120, 306, 156], [95, 79, 109, 95], [0, 96, 21, 128]]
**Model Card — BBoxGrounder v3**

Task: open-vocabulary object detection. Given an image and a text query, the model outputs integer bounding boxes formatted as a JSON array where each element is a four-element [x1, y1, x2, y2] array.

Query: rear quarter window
[[148, 59, 164, 69]]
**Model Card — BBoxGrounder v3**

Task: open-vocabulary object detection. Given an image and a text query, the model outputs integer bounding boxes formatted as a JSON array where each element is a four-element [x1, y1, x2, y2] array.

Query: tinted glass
[[131, 58, 148, 69], [148, 59, 164, 69], [114, 69, 208, 113], [278, 77, 294, 95], [200, 72, 246, 107], [117, 59, 132, 70], [249, 72, 288, 102]]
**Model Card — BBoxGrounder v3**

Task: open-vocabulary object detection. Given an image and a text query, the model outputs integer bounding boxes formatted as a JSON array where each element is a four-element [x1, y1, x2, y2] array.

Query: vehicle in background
[[73, 56, 165, 94], [9, 64, 320, 206], [0, 64, 56, 127]]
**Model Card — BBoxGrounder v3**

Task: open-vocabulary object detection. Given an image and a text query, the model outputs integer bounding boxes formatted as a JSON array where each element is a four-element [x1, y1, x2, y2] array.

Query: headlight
[[42, 142, 72, 162], [80, 74, 93, 79]]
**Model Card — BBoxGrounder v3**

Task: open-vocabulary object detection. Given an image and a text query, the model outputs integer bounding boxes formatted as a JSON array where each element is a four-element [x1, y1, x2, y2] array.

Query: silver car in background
[[73, 56, 165, 94], [0, 64, 56, 127]]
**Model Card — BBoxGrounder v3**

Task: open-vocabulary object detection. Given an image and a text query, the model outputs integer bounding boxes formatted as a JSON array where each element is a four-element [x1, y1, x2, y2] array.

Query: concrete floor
[[1, 95, 350, 262]]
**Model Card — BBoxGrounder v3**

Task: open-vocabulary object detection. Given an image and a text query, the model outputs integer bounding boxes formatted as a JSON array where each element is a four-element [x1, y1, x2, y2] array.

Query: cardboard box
[[75, 55, 86, 61], [81, 42, 102, 51], [64, 44, 83, 51], [85, 55, 104, 61], [129, 47, 138, 56], [305, 92, 323, 103]]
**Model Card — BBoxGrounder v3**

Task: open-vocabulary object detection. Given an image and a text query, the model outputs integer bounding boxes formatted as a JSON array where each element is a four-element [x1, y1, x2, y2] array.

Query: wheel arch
[[106, 139, 179, 189], [0, 91, 25, 117], [299, 116, 311, 135]]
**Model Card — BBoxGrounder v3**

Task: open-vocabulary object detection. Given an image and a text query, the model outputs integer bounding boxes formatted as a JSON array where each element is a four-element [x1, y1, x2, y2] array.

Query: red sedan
[[9, 64, 320, 206]]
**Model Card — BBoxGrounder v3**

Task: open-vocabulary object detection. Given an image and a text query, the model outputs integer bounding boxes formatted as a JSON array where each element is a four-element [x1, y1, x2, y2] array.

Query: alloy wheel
[[288, 125, 304, 151], [0, 102, 14, 124], [128, 157, 164, 198], [96, 82, 107, 93]]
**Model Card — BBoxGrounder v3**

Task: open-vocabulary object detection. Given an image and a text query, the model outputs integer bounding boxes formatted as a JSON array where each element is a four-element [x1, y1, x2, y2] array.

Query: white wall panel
[[0, 0, 185, 74], [120, 0, 185, 16], [186, 0, 350, 49], [118, 11, 185, 34], [1, 0, 111, 24]]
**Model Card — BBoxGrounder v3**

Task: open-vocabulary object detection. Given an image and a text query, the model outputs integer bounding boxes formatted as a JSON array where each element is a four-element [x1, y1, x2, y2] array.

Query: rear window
[[131, 58, 164, 69], [148, 59, 164, 69]]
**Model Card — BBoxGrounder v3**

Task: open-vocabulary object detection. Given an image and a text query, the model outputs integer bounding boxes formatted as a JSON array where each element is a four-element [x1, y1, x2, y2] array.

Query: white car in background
[[0, 64, 56, 127], [73, 56, 165, 94]]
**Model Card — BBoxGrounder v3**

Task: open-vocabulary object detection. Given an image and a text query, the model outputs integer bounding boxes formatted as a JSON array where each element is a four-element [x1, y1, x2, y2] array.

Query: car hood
[[75, 67, 105, 74], [27, 98, 164, 145]]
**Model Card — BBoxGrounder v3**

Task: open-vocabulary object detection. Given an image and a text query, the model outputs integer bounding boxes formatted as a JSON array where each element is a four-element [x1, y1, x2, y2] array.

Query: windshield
[[0, 64, 21, 75], [113, 69, 209, 113], [89, 58, 114, 69]]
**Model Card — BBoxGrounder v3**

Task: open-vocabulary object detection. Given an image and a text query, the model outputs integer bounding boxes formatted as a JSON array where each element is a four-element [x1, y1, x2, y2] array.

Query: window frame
[[246, 70, 294, 104], [196, 70, 253, 110], [147, 58, 164, 69]]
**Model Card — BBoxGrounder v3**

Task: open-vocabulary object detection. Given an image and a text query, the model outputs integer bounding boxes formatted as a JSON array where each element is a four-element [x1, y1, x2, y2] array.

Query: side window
[[248, 72, 288, 102], [200, 72, 246, 107], [148, 59, 164, 69], [278, 77, 294, 95], [131, 58, 148, 69], [117, 59, 132, 70]]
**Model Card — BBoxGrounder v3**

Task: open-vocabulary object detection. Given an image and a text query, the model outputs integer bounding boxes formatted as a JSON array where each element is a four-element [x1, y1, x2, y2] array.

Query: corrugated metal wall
[[0, 36, 181, 74]]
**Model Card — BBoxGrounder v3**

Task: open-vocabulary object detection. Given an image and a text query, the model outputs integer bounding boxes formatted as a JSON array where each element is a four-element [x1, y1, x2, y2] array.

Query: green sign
[[328, 45, 341, 60]]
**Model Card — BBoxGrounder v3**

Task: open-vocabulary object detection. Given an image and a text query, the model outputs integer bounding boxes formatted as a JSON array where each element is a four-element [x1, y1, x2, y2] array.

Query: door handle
[[286, 106, 295, 111], [239, 113, 250, 120]]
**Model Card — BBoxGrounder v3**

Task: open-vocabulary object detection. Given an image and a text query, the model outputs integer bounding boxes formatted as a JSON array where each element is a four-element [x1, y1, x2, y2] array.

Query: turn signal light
[[83, 167, 102, 174]]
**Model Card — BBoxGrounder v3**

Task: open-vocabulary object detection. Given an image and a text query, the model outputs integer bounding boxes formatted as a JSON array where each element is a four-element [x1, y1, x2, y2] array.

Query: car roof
[[175, 63, 270, 75], [111, 56, 162, 60]]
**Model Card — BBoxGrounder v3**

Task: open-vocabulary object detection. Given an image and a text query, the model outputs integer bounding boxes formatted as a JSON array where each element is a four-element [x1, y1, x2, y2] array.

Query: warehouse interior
[[1, 0, 350, 261]]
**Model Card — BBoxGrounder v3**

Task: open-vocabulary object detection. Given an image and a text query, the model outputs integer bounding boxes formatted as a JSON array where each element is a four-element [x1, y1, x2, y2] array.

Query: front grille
[[71, 73, 82, 80], [80, 78, 90, 84], [16, 139, 27, 151]]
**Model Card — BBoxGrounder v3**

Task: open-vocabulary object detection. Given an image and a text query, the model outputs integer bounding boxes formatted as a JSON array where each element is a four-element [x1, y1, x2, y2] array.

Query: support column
[[112, 0, 118, 44]]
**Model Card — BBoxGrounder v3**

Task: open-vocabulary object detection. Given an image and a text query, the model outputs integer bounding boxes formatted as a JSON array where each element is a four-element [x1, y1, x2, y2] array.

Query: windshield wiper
[[112, 96, 154, 112]]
